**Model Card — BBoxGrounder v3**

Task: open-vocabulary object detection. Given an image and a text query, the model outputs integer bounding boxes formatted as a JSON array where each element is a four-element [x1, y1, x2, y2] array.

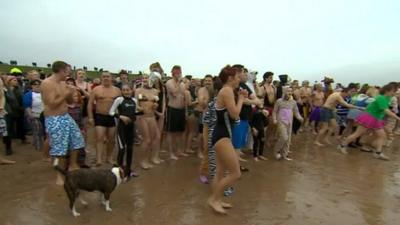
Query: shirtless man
[[165, 65, 186, 160], [259, 72, 277, 146], [41, 61, 84, 185], [310, 83, 325, 134], [298, 80, 313, 128], [314, 85, 360, 146], [260, 72, 276, 115], [135, 74, 162, 169], [88, 72, 121, 166]]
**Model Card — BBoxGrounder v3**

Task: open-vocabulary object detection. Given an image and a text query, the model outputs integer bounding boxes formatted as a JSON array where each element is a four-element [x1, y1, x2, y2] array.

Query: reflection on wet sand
[[0, 131, 399, 225]]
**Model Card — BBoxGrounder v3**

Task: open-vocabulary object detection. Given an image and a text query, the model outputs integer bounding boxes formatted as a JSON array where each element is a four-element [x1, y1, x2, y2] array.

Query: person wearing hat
[[3, 75, 28, 148], [116, 70, 131, 90]]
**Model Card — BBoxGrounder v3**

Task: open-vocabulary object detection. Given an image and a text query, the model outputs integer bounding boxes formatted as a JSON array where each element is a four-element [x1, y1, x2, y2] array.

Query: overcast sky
[[1, 0, 399, 85]]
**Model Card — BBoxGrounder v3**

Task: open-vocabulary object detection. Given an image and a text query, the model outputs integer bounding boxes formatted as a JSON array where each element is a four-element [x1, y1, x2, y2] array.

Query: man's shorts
[[166, 106, 186, 132], [95, 113, 116, 127], [45, 113, 85, 156], [320, 107, 335, 123], [232, 120, 249, 149]]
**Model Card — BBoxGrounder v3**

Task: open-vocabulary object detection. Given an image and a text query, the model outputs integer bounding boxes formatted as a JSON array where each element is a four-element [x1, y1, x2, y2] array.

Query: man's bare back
[[91, 85, 121, 115], [41, 76, 74, 116], [323, 92, 349, 109]]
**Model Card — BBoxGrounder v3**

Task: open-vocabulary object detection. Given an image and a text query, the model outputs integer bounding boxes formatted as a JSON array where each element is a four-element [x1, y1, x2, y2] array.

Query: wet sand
[[1, 130, 400, 225]]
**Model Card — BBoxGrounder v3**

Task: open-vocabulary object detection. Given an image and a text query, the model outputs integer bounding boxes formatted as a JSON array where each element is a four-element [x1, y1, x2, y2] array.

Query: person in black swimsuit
[[207, 65, 247, 215]]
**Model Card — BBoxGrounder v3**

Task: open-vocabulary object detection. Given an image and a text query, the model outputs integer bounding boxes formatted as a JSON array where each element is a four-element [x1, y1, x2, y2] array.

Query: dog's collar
[[111, 168, 122, 186]]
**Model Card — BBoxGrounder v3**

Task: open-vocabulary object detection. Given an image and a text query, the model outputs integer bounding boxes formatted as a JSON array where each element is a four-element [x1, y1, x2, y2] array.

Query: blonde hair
[[366, 87, 378, 97]]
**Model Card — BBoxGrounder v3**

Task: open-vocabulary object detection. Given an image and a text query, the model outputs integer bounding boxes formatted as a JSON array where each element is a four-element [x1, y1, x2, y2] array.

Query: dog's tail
[[54, 165, 68, 176]]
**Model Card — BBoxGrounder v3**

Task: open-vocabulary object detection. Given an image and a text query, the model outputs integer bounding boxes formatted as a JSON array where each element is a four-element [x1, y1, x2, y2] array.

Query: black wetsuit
[[110, 96, 137, 176]]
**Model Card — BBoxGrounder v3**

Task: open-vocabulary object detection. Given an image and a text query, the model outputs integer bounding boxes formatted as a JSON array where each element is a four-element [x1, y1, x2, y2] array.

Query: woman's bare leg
[[208, 138, 241, 214]]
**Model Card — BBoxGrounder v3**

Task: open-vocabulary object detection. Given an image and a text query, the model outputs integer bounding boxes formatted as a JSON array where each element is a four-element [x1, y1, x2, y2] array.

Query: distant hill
[[0, 64, 139, 79]]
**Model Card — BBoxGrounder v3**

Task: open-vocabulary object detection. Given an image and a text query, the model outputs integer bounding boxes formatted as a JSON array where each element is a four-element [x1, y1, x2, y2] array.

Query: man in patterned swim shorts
[[41, 61, 85, 185]]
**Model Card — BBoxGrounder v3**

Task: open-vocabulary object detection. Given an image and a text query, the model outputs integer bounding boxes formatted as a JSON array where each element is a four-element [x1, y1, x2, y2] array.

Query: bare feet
[[55, 174, 64, 186], [220, 201, 233, 208], [254, 157, 259, 162], [314, 141, 325, 147], [0, 158, 16, 165], [185, 149, 195, 154], [238, 156, 247, 162], [151, 158, 161, 165], [178, 152, 189, 157], [207, 198, 226, 214], [140, 162, 151, 170], [170, 154, 178, 160], [258, 156, 268, 160], [197, 152, 204, 159]]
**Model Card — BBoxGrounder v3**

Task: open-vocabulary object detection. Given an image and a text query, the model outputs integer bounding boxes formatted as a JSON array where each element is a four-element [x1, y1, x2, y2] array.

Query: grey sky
[[1, 0, 399, 85]]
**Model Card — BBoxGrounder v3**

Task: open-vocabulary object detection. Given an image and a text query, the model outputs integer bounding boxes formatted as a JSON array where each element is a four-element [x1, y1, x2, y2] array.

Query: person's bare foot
[[0, 158, 16, 165], [55, 174, 64, 186], [254, 157, 259, 162], [197, 152, 204, 159], [238, 151, 244, 156], [207, 198, 226, 214], [314, 141, 325, 147], [140, 162, 152, 170], [170, 154, 178, 160], [220, 201, 233, 208], [151, 158, 161, 165], [258, 156, 268, 160], [185, 149, 195, 154], [178, 152, 189, 157], [238, 156, 247, 162]]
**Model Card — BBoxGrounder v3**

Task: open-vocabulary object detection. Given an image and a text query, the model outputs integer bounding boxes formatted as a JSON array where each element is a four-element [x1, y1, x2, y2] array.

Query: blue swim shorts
[[232, 120, 249, 149], [45, 113, 85, 156]]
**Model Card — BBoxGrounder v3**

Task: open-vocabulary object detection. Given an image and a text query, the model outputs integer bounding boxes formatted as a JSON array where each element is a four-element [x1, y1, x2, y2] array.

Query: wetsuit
[[109, 96, 137, 176]]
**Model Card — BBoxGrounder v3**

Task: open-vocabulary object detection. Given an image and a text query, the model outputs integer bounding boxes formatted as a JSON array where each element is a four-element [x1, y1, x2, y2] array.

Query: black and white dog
[[55, 165, 125, 217]]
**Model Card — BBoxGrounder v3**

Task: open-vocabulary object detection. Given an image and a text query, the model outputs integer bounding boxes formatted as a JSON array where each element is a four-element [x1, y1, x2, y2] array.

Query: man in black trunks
[[165, 65, 186, 160], [88, 72, 121, 166]]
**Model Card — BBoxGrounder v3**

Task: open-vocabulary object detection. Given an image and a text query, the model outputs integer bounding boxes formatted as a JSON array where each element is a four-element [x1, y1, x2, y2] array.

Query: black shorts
[[166, 106, 185, 132], [95, 114, 115, 127]]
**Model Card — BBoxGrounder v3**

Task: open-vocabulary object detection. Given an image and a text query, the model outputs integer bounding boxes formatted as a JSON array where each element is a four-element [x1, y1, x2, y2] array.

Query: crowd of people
[[1, 61, 400, 214]]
